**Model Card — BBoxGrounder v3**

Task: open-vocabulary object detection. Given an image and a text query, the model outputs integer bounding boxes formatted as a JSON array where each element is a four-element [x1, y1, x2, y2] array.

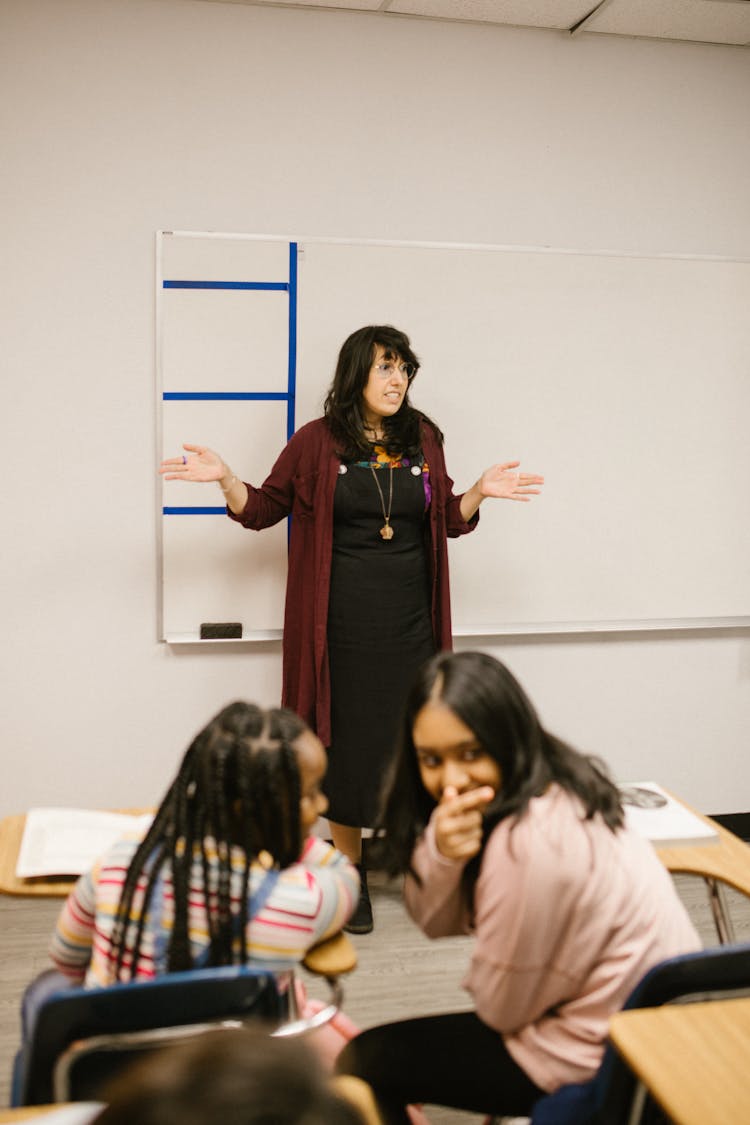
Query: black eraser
[[200, 622, 243, 640]]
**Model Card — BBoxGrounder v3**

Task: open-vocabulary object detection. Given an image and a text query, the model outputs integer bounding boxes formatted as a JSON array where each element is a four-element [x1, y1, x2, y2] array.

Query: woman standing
[[159, 326, 543, 932], [336, 651, 701, 1121]]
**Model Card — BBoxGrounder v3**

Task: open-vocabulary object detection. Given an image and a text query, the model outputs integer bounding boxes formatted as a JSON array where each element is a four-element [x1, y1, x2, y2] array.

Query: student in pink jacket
[[336, 651, 701, 1123]]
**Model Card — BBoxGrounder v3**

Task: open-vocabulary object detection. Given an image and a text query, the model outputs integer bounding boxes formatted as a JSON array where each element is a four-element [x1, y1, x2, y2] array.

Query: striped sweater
[[49, 833, 359, 987]]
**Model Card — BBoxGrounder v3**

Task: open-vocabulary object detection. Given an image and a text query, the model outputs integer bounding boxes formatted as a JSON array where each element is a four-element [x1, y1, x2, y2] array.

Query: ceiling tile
[[585, 0, 750, 45], [213, 0, 384, 8], [386, 0, 594, 28], [193, 0, 750, 46]]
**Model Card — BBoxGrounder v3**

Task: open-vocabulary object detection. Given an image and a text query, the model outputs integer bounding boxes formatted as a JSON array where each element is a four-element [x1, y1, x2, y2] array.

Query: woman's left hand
[[478, 461, 544, 502], [459, 461, 544, 522]]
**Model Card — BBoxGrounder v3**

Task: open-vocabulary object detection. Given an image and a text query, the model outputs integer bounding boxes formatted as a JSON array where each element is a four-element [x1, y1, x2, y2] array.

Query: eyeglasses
[[372, 362, 415, 381]]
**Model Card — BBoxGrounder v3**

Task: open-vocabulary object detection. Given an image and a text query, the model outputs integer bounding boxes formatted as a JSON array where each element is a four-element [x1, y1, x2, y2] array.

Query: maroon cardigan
[[228, 417, 478, 746]]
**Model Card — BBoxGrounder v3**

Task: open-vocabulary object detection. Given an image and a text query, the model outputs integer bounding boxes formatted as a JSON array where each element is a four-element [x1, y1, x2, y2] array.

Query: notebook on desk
[[16, 807, 153, 878], [619, 782, 720, 847]]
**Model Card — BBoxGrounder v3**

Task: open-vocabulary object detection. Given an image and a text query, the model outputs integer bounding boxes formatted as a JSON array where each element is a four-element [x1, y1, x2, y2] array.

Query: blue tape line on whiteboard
[[163, 392, 289, 401], [163, 280, 288, 290], [163, 506, 227, 515], [287, 243, 298, 441]]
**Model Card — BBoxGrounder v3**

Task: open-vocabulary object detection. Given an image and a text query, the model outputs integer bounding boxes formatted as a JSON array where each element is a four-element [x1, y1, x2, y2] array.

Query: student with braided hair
[[14, 702, 359, 1089], [48, 701, 357, 983]]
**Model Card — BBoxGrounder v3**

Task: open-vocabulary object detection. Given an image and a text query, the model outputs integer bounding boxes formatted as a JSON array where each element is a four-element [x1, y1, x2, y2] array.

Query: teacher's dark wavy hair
[[323, 324, 442, 460], [109, 701, 307, 980], [374, 651, 624, 903]]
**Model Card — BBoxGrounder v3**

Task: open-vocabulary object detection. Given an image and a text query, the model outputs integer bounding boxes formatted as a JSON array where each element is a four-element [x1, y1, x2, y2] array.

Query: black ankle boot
[[344, 862, 373, 934]]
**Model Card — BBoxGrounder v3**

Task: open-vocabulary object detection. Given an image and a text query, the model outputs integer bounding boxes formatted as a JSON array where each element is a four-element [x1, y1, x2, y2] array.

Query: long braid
[[110, 736, 202, 979], [199, 832, 217, 947], [109, 702, 309, 979], [234, 748, 254, 965], [111, 789, 180, 980], [229, 742, 301, 967], [264, 710, 304, 864], [166, 763, 200, 971], [209, 739, 234, 964], [192, 706, 266, 967], [127, 840, 170, 977]]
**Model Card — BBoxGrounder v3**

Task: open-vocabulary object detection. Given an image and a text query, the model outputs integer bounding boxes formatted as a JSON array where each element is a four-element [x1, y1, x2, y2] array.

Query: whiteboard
[[157, 232, 750, 641]]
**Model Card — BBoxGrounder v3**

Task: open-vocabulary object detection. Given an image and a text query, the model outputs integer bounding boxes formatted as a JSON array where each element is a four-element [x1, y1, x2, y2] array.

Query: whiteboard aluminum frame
[[156, 230, 750, 642]]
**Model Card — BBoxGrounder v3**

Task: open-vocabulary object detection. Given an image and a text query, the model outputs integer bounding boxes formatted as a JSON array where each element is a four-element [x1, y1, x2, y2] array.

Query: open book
[[619, 782, 719, 847], [16, 807, 153, 879]]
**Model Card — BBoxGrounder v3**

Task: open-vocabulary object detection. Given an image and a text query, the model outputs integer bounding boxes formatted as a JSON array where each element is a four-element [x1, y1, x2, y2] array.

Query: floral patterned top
[[352, 443, 432, 508]]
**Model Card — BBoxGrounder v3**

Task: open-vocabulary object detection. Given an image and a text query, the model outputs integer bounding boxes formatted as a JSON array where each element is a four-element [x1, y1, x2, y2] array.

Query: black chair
[[17, 933, 357, 1107], [529, 940, 750, 1125]]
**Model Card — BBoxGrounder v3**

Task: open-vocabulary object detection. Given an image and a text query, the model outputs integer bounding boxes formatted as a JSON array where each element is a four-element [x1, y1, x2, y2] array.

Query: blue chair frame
[[530, 941, 750, 1125], [17, 964, 289, 1106]]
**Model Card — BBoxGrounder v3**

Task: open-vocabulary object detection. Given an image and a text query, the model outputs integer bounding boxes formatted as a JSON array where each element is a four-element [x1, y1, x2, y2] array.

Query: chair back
[[531, 940, 750, 1125], [620, 939, 750, 1010], [21, 964, 286, 1106], [596, 940, 750, 1123]]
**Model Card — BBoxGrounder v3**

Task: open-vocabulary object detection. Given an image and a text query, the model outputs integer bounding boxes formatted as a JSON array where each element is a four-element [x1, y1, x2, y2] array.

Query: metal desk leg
[[705, 877, 736, 944], [626, 1080, 648, 1125]]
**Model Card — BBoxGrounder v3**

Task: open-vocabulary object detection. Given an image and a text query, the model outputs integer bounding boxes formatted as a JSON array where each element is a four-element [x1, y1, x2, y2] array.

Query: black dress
[[325, 448, 436, 828]]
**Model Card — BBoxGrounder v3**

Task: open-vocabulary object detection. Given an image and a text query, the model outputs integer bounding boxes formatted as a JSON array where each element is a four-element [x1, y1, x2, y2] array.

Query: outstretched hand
[[478, 461, 544, 502], [159, 444, 226, 483], [433, 785, 495, 862]]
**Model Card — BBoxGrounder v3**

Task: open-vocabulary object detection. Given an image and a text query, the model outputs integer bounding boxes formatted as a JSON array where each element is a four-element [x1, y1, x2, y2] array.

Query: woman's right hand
[[159, 443, 227, 483], [433, 785, 495, 862]]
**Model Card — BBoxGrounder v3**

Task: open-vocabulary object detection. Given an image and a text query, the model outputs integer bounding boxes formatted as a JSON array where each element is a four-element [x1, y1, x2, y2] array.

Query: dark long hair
[[375, 651, 623, 902], [323, 324, 442, 460], [109, 702, 308, 980]]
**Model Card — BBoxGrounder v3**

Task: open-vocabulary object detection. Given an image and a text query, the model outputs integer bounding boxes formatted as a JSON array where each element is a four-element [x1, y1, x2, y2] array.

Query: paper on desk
[[16, 807, 153, 878], [12, 1104, 104, 1123], [619, 782, 719, 847]]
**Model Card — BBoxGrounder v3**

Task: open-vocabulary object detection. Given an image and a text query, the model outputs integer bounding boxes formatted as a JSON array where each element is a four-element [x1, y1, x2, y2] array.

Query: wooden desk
[[0, 1111, 51, 1122], [609, 996, 750, 1125], [0, 1109, 95, 1122], [655, 797, 750, 944], [0, 811, 150, 897]]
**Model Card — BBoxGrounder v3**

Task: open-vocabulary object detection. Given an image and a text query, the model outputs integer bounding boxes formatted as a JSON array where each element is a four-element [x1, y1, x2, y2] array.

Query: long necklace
[[369, 463, 395, 540]]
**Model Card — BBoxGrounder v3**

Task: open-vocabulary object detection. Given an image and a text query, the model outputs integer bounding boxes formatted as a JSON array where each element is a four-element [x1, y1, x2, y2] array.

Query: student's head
[[172, 701, 327, 864], [382, 652, 539, 828], [110, 702, 328, 979], [93, 1026, 365, 1125], [408, 651, 539, 804], [375, 651, 623, 882]]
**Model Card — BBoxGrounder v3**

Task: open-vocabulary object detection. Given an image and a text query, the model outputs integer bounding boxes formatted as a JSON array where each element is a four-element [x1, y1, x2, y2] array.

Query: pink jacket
[[405, 784, 701, 1093]]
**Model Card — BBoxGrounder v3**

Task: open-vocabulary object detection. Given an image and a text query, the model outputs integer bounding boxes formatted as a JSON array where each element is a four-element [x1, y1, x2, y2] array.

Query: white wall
[[2, 0, 749, 817]]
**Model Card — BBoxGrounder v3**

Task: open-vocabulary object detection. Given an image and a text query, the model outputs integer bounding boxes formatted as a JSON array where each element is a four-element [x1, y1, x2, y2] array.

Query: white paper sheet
[[16, 807, 153, 878], [620, 782, 719, 847]]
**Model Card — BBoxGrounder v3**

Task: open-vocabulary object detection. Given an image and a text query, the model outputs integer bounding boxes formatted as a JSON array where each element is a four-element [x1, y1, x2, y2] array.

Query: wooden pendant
[[380, 523, 394, 540]]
